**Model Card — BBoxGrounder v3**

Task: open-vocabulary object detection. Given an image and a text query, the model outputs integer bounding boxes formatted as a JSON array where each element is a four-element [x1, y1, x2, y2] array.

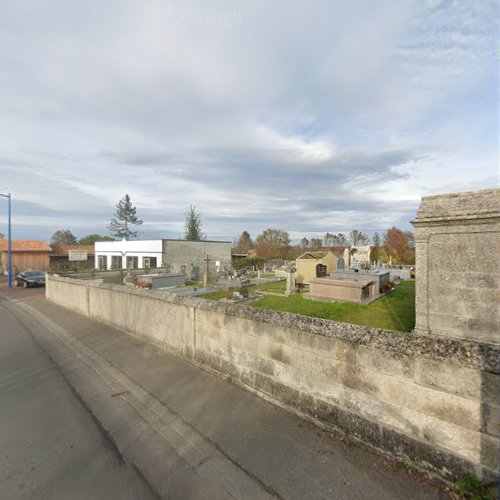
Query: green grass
[[454, 474, 496, 500], [201, 280, 415, 333], [251, 281, 415, 332]]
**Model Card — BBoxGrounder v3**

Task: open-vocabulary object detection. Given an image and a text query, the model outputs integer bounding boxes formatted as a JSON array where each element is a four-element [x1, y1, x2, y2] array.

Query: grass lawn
[[201, 280, 415, 332], [252, 281, 416, 332]]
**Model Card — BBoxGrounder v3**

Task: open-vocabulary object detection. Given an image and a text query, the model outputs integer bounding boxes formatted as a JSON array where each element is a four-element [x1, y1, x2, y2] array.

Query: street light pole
[[0, 193, 12, 288]]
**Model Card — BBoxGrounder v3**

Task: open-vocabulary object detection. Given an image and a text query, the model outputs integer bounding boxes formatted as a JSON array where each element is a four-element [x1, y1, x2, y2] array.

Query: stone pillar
[[202, 271, 209, 288], [411, 188, 500, 344], [285, 272, 296, 296]]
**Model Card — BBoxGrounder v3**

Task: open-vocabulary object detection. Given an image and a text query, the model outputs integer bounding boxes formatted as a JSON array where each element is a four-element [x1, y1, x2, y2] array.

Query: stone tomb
[[331, 268, 390, 293], [306, 277, 377, 304], [137, 273, 186, 289]]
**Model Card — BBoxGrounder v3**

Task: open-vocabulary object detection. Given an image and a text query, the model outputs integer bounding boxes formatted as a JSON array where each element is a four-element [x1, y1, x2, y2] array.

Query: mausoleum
[[295, 251, 337, 285]]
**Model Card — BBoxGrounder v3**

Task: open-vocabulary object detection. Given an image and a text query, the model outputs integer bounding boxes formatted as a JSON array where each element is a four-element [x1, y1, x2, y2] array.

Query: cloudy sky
[[0, 0, 497, 243]]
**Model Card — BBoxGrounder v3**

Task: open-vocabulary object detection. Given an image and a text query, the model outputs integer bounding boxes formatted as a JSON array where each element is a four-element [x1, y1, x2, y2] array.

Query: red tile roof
[[0, 239, 52, 252]]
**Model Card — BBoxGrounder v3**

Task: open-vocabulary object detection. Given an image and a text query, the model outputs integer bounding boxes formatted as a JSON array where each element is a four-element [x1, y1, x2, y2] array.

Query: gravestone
[[285, 272, 296, 296], [336, 257, 345, 270], [343, 248, 350, 267]]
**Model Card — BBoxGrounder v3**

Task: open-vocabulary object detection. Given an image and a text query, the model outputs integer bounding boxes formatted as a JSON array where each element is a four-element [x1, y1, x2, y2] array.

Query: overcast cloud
[[0, 0, 497, 242]]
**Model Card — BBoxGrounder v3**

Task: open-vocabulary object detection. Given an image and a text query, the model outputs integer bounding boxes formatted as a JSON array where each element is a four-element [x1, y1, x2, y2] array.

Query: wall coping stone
[[48, 274, 500, 373], [412, 188, 500, 226]]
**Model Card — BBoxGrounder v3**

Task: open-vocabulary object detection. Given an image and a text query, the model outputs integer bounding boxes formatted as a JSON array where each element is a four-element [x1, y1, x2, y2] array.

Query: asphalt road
[[0, 284, 446, 499], [0, 287, 156, 500]]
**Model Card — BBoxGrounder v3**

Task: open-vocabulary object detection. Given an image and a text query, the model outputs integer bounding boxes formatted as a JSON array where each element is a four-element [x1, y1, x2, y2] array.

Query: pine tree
[[184, 205, 205, 241], [233, 230, 253, 253], [108, 194, 143, 239]]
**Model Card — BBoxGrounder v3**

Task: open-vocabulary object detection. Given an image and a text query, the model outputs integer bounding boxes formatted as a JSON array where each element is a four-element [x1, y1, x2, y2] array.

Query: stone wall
[[46, 274, 500, 482], [412, 188, 500, 344]]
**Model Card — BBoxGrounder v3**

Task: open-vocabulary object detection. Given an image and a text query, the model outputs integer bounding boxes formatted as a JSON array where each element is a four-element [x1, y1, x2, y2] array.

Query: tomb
[[305, 277, 377, 304]]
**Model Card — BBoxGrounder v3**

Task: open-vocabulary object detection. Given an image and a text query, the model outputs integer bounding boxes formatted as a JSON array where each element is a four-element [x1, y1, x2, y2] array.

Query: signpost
[[68, 250, 88, 262]]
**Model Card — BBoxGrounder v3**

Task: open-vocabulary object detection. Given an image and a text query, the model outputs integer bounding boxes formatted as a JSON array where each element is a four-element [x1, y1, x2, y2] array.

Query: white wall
[[94, 240, 163, 269]]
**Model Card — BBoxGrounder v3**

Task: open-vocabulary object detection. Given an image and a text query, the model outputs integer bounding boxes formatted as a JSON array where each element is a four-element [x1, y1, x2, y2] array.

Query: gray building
[[162, 239, 232, 278]]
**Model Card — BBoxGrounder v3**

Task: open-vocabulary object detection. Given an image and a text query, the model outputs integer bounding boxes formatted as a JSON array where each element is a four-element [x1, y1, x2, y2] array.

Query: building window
[[98, 255, 107, 271], [111, 256, 123, 270], [143, 256, 157, 269], [126, 256, 138, 269]]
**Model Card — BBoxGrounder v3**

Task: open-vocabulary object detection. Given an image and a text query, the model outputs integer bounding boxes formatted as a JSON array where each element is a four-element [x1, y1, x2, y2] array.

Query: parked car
[[15, 270, 46, 288]]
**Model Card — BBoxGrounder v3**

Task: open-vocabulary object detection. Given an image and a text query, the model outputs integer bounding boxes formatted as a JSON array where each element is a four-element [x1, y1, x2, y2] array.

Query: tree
[[337, 233, 348, 246], [300, 237, 309, 248], [79, 234, 115, 245], [310, 238, 322, 248], [255, 228, 290, 260], [184, 205, 205, 241], [383, 227, 415, 264], [349, 229, 370, 246], [256, 228, 290, 246], [233, 230, 253, 254], [51, 229, 77, 245], [370, 232, 382, 262], [108, 194, 143, 239], [323, 232, 335, 247]]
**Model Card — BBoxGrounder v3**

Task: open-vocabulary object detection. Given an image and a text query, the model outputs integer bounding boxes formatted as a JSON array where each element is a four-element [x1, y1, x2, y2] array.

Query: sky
[[0, 0, 497, 243]]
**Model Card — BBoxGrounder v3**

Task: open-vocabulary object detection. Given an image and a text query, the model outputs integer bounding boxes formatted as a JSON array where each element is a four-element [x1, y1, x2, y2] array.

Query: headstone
[[285, 272, 296, 296], [336, 257, 345, 270], [257, 269, 262, 279], [343, 248, 350, 267]]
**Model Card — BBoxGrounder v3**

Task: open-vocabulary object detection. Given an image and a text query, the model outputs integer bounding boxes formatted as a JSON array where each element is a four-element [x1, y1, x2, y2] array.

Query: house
[[295, 251, 338, 285], [94, 239, 232, 277], [0, 239, 52, 274], [50, 244, 95, 271]]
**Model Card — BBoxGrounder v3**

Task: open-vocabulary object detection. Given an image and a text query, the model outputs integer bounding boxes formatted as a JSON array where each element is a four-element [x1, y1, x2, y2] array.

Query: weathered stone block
[[420, 416, 481, 463], [385, 377, 480, 430], [414, 358, 481, 400], [482, 403, 500, 438]]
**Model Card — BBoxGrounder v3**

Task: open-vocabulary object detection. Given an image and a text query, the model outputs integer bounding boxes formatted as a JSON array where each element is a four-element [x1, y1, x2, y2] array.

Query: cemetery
[[43, 188, 500, 485]]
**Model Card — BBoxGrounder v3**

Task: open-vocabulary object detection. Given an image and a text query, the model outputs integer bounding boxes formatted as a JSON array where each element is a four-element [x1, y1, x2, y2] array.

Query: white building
[[95, 239, 163, 271], [94, 238, 233, 276]]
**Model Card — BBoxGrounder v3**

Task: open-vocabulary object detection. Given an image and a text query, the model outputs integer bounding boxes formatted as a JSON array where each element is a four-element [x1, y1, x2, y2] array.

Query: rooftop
[[0, 239, 52, 252]]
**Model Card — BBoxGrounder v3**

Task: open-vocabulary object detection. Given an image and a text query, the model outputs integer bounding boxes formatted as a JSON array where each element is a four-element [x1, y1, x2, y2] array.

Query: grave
[[285, 271, 296, 296], [306, 277, 377, 304], [137, 272, 185, 289], [331, 268, 390, 293]]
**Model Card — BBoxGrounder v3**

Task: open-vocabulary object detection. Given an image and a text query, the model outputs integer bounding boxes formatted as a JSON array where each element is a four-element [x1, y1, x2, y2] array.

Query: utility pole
[[0, 193, 12, 288]]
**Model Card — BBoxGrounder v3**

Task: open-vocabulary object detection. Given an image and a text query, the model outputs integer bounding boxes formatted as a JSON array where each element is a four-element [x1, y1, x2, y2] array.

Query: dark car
[[15, 270, 46, 288]]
